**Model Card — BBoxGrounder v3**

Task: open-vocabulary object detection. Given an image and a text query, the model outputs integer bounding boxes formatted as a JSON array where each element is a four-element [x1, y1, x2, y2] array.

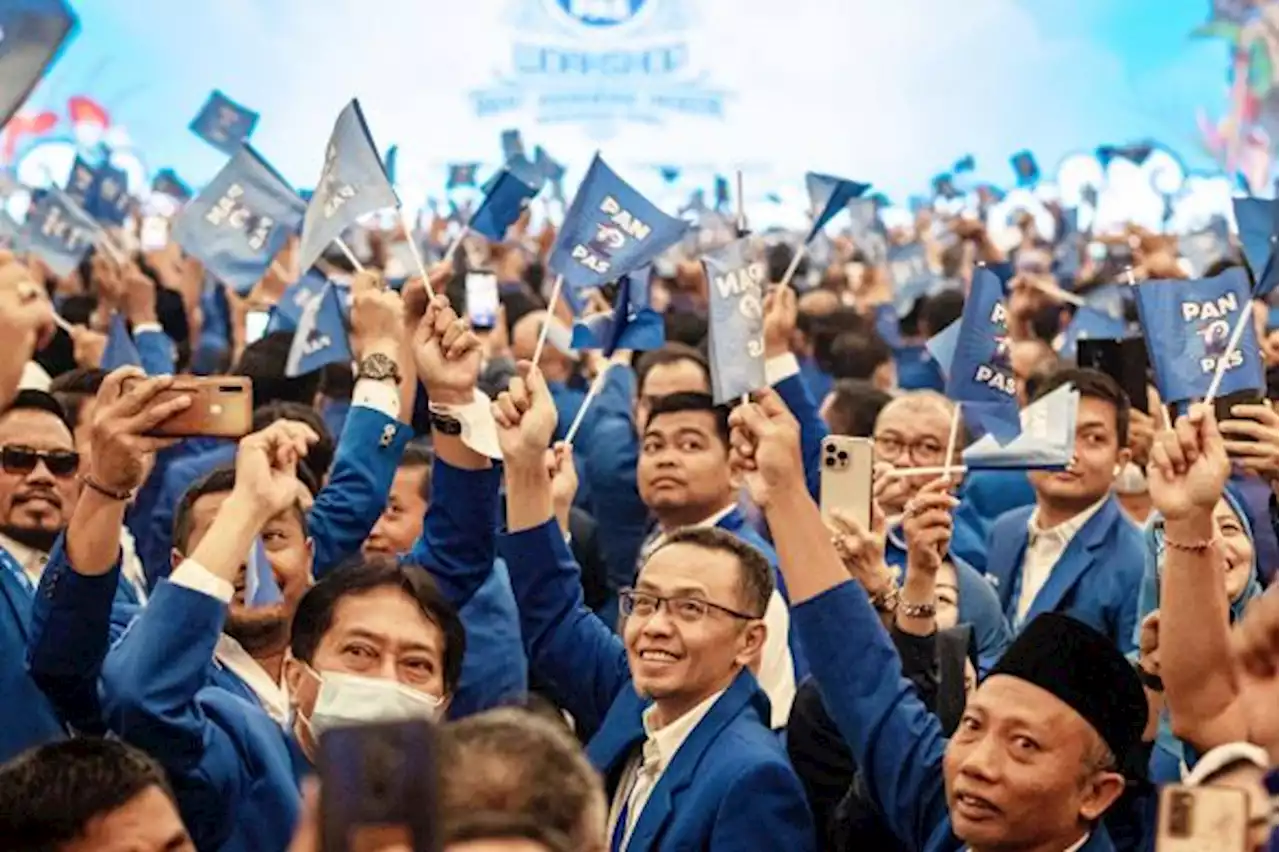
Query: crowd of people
[[0, 186, 1275, 852]]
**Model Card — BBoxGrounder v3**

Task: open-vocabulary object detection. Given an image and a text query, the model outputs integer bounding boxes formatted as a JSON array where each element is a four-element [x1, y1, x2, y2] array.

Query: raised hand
[[762, 284, 797, 359], [88, 369, 193, 493], [827, 503, 895, 601], [491, 364, 558, 470], [1138, 610, 1161, 680], [901, 477, 959, 575], [121, 263, 158, 325], [349, 271, 405, 361], [1148, 405, 1230, 522], [547, 440, 578, 533], [727, 387, 805, 509], [231, 420, 319, 518], [412, 295, 481, 406], [69, 324, 107, 370]]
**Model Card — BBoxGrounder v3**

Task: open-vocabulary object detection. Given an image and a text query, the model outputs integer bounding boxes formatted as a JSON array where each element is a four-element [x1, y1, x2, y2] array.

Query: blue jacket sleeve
[[711, 756, 818, 851], [404, 459, 502, 611], [791, 581, 953, 851], [26, 536, 137, 735], [135, 328, 176, 377], [310, 405, 413, 577], [774, 372, 827, 503], [498, 518, 629, 733]]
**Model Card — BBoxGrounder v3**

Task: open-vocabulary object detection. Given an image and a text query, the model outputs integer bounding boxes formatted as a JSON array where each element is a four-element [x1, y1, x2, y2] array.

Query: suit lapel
[[624, 670, 768, 851], [1025, 498, 1117, 623], [586, 685, 649, 795], [0, 566, 31, 640], [990, 511, 1032, 613]]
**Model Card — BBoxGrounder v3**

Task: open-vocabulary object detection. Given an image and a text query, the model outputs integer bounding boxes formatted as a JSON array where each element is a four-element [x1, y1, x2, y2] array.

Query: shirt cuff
[[766, 353, 801, 385], [169, 558, 234, 604], [132, 322, 164, 335], [352, 378, 401, 420], [430, 388, 502, 460]]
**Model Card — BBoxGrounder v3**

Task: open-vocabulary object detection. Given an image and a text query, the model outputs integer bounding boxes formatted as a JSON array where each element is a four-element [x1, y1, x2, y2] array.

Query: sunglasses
[[0, 445, 80, 478]]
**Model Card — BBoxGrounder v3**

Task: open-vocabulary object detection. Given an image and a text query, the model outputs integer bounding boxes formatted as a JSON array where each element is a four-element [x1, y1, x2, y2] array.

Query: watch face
[[431, 413, 463, 436]]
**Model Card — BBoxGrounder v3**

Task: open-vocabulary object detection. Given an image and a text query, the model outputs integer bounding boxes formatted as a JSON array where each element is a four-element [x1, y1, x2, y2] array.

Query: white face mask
[[298, 667, 444, 738]]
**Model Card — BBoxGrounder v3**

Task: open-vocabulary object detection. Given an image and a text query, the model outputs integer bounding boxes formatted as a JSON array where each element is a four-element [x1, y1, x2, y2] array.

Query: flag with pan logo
[[21, 185, 100, 277], [803, 172, 870, 242], [548, 153, 688, 295], [267, 269, 329, 334], [942, 266, 1021, 443], [285, 282, 351, 377], [296, 99, 399, 274], [0, 0, 77, 129], [1134, 268, 1264, 404], [171, 145, 305, 294], [189, 89, 260, 155], [702, 238, 766, 404]]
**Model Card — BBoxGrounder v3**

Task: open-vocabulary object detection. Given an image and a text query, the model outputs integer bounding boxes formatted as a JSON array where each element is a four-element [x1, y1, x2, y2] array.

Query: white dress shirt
[[1015, 496, 1109, 621], [607, 688, 727, 850], [644, 504, 797, 728], [0, 532, 49, 588]]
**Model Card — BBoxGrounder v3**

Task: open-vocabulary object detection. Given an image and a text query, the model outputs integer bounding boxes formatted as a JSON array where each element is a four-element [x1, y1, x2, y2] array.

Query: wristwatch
[[356, 353, 401, 384], [429, 410, 463, 436]]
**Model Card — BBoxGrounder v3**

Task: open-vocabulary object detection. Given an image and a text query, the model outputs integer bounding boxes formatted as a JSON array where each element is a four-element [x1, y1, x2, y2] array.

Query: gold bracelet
[[899, 598, 938, 619]]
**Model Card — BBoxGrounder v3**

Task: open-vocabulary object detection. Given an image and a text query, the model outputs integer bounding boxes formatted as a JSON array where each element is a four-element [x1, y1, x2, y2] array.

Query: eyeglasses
[[619, 588, 761, 623], [873, 434, 946, 465], [0, 445, 79, 478]]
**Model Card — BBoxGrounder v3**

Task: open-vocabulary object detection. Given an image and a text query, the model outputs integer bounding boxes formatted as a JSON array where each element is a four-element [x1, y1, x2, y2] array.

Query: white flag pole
[[531, 275, 564, 366], [778, 242, 807, 290], [564, 366, 610, 445], [333, 237, 366, 274], [398, 208, 436, 303], [443, 225, 469, 265], [941, 403, 963, 483], [1203, 305, 1254, 404]]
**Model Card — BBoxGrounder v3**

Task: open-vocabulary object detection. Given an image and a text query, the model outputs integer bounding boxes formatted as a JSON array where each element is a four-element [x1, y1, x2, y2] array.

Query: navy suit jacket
[[984, 496, 1144, 654], [499, 518, 815, 851], [793, 580, 1117, 852]]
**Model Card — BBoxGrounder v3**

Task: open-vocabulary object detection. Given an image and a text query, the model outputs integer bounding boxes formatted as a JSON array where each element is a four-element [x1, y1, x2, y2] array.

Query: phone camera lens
[[837, 451, 848, 461], [824, 456, 836, 468]]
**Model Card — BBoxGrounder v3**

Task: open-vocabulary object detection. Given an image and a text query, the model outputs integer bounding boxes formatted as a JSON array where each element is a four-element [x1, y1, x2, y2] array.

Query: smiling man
[[984, 369, 1146, 652]]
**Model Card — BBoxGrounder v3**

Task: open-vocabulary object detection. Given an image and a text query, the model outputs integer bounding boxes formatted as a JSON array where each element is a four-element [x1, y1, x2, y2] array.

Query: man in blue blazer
[[728, 386, 1149, 852], [982, 369, 1145, 653], [490, 365, 814, 851]]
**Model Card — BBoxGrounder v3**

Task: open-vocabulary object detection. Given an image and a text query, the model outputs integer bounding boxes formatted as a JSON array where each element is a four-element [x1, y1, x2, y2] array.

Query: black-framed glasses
[[0, 445, 80, 478], [873, 434, 946, 465], [619, 587, 762, 623]]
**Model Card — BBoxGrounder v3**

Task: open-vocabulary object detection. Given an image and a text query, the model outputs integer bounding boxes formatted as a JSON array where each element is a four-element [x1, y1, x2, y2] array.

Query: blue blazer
[[499, 518, 815, 851], [792, 580, 1117, 852], [984, 496, 1144, 654]]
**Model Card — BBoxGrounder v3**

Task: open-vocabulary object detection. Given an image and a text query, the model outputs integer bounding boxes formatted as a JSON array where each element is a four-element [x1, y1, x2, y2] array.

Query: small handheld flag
[[244, 537, 283, 607], [1232, 198, 1278, 296], [0, 0, 77, 129], [963, 383, 1079, 471], [267, 269, 329, 334], [803, 172, 870, 242], [101, 312, 142, 370], [20, 186, 100, 277], [702, 238, 767, 404], [942, 266, 1021, 443], [190, 89, 260, 155], [886, 241, 937, 317], [469, 165, 542, 242], [152, 168, 193, 203], [570, 266, 665, 357], [285, 282, 351, 377]]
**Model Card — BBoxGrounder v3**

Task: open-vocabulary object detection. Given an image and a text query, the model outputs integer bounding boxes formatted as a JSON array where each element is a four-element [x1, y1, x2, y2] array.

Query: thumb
[[523, 362, 552, 406], [753, 386, 790, 420]]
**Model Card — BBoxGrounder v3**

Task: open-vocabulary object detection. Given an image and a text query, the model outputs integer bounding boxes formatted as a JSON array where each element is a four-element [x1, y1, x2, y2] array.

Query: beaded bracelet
[[899, 599, 938, 619], [80, 474, 134, 502], [1164, 535, 1219, 553]]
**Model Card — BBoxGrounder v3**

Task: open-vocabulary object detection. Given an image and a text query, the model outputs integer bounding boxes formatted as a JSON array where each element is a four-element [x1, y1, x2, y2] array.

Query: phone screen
[[245, 310, 270, 345], [465, 272, 499, 330]]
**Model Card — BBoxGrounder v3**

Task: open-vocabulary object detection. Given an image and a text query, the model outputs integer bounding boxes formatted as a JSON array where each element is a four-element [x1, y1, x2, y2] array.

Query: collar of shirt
[[214, 633, 290, 723], [0, 532, 49, 585], [638, 687, 727, 777], [1026, 494, 1109, 549]]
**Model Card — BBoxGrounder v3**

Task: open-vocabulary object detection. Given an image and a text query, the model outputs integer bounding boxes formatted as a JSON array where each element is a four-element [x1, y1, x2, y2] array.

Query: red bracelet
[[1163, 535, 1218, 553], [80, 475, 134, 502]]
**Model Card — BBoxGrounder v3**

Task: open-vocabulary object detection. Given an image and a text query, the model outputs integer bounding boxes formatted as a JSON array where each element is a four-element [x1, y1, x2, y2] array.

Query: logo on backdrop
[[471, 0, 729, 137]]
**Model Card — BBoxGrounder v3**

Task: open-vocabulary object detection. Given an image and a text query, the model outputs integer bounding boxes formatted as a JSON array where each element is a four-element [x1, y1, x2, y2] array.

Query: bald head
[[511, 310, 548, 362], [798, 288, 839, 318]]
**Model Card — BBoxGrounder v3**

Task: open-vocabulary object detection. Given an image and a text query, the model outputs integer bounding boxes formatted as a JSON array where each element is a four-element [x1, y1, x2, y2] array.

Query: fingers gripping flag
[[702, 238, 767, 404], [296, 99, 399, 273]]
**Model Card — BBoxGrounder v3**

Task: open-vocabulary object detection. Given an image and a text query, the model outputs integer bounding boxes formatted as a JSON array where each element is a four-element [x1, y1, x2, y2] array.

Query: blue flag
[[267, 269, 329, 334], [101, 312, 142, 370], [570, 266, 665, 356], [189, 89, 259, 155], [21, 186, 99, 277], [446, 163, 479, 189], [548, 153, 688, 295], [86, 161, 130, 226], [285, 282, 351, 377], [1233, 198, 1278, 296], [886, 241, 937, 317], [804, 172, 870, 242], [244, 537, 283, 608], [171, 145, 306, 294], [925, 319, 961, 380], [0, 0, 77, 128], [963, 383, 1079, 470], [1057, 306, 1129, 361], [943, 267, 1021, 443], [702, 238, 767, 404], [1134, 269, 1265, 404], [1179, 219, 1231, 279], [384, 145, 398, 185], [152, 168, 193, 203], [533, 146, 566, 201], [64, 156, 97, 209], [470, 166, 542, 241], [296, 99, 399, 274]]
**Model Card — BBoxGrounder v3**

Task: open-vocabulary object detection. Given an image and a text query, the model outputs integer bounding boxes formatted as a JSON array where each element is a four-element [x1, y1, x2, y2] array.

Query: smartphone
[[1213, 389, 1265, 433], [140, 215, 169, 252], [465, 271, 499, 331], [319, 720, 440, 852], [820, 436, 874, 530], [1155, 784, 1249, 852], [244, 310, 270, 346], [1077, 338, 1150, 414], [123, 376, 253, 439]]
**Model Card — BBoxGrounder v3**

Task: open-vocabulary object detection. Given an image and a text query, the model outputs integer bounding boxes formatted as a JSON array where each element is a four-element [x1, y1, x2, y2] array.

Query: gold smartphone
[[1155, 784, 1250, 852], [124, 376, 253, 439], [820, 436, 874, 530]]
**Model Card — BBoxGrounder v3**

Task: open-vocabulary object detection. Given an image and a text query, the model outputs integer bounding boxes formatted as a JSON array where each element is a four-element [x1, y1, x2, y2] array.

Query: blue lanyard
[[0, 546, 35, 596]]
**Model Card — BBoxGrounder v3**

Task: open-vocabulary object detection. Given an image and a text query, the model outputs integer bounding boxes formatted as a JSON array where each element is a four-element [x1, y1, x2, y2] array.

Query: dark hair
[[827, 331, 893, 382], [922, 290, 965, 337], [825, 379, 892, 438], [1031, 367, 1130, 447], [48, 368, 109, 432], [644, 392, 731, 449], [1028, 303, 1063, 345], [172, 466, 311, 554], [290, 556, 466, 694], [662, 310, 709, 350], [234, 331, 323, 410], [2, 389, 74, 435], [251, 401, 335, 484], [443, 812, 571, 852], [439, 707, 602, 852], [649, 525, 774, 617], [0, 738, 178, 851], [767, 243, 806, 284], [399, 439, 435, 503], [808, 307, 868, 374], [318, 362, 355, 402], [634, 343, 711, 397]]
